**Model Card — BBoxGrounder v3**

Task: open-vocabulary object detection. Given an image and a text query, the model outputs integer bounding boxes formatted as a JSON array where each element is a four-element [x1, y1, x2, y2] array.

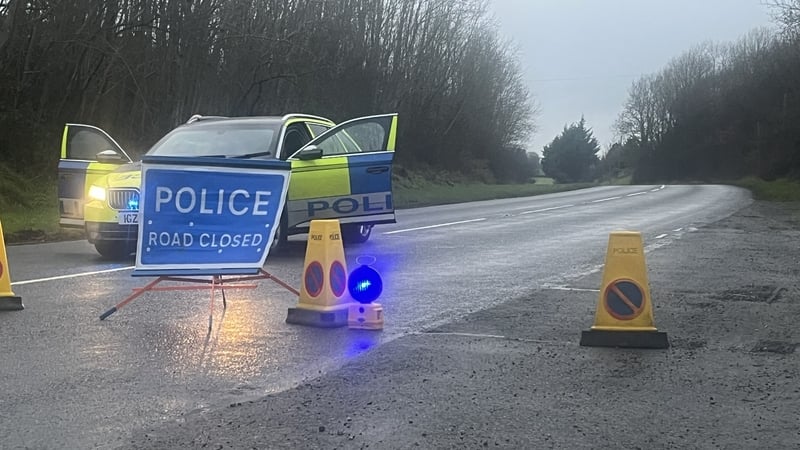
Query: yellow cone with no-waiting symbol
[[580, 231, 668, 349], [285, 219, 352, 327], [0, 220, 24, 311]]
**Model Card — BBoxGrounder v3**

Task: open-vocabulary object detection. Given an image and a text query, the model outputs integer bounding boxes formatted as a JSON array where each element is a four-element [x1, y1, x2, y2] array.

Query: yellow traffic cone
[[0, 220, 24, 311], [285, 219, 352, 327], [580, 231, 667, 348]]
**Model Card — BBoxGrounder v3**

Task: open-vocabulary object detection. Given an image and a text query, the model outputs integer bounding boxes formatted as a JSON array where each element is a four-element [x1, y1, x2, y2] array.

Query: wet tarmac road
[[1, 185, 751, 448]]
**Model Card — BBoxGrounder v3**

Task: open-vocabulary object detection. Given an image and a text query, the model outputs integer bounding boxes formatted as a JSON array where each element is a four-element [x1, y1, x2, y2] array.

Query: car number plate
[[118, 212, 139, 225]]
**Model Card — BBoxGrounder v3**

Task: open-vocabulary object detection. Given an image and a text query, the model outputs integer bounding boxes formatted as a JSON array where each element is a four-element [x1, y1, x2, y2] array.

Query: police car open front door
[[58, 124, 132, 228], [286, 113, 398, 232]]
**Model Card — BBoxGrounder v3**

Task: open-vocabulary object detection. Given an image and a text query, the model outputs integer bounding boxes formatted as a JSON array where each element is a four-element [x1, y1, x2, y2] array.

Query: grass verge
[[393, 179, 592, 209], [733, 177, 800, 201], [1, 172, 81, 244]]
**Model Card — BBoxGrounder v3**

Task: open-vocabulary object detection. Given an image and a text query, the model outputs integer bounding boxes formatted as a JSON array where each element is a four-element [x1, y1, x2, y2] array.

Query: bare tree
[[767, 0, 800, 36], [0, 0, 536, 183]]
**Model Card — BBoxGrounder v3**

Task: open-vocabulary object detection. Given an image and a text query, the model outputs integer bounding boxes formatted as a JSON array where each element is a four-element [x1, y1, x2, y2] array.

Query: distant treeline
[[0, 0, 535, 182], [606, 1, 800, 183]]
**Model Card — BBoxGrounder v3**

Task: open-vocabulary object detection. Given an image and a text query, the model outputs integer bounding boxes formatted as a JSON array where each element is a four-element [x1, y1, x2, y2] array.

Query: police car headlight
[[88, 185, 107, 201]]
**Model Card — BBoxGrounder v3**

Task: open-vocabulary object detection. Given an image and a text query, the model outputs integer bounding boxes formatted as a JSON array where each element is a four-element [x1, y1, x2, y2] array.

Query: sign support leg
[[218, 276, 227, 309], [99, 270, 295, 323], [258, 269, 299, 296], [208, 278, 216, 332], [100, 276, 165, 320]]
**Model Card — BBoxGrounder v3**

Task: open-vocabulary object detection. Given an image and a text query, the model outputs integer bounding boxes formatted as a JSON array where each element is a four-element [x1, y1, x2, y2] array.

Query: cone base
[[0, 296, 24, 311], [347, 303, 384, 330], [580, 329, 669, 349], [286, 307, 348, 328]]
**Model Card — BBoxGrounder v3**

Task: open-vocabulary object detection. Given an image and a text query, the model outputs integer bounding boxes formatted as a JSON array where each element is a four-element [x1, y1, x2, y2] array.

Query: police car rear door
[[58, 124, 132, 228], [286, 114, 398, 231]]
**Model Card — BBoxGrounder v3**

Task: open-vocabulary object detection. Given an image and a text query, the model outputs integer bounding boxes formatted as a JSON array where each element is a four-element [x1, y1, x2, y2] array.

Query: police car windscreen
[[147, 123, 277, 158]]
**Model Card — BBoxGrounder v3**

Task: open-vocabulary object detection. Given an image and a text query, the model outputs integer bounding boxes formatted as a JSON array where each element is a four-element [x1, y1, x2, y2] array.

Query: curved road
[[1, 184, 751, 449]]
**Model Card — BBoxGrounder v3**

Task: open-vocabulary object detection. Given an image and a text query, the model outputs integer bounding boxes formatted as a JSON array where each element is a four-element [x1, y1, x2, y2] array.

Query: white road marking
[[424, 331, 507, 339], [383, 218, 487, 235], [11, 266, 134, 286], [419, 331, 573, 346], [626, 192, 647, 197], [519, 204, 574, 215], [591, 196, 622, 203], [545, 286, 601, 293], [655, 233, 668, 239]]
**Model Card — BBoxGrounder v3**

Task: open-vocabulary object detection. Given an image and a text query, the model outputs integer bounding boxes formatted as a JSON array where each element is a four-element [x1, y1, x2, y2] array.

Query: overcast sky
[[488, 0, 777, 155]]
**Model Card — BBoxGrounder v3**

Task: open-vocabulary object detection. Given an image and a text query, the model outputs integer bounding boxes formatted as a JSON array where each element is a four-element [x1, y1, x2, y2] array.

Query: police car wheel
[[342, 224, 373, 244], [95, 241, 134, 260], [270, 223, 287, 252]]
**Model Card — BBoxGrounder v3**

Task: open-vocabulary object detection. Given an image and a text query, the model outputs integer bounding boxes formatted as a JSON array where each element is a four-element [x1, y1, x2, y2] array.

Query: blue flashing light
[[348, 263, 382, 304], [127, 193, 140, 211]]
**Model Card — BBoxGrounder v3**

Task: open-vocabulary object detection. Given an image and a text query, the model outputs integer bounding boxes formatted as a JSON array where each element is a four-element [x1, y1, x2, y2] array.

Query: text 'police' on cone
[[580, 231, 668, 349]]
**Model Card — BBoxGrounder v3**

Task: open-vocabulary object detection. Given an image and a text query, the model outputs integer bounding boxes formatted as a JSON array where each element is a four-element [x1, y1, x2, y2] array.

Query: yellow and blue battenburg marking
[[287, 152, 395, 230]]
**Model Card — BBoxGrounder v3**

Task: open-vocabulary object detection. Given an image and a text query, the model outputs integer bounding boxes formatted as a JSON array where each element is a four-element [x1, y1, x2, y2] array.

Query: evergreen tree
[[541, 117, 600, 183]]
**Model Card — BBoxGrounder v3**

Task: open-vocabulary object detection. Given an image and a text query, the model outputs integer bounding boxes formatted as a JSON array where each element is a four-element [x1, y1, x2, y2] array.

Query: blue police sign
[[134, 156, 290, 276]]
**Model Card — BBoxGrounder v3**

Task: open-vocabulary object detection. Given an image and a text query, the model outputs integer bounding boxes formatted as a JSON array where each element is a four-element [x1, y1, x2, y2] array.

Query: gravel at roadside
[[124, 201, 800, 449]]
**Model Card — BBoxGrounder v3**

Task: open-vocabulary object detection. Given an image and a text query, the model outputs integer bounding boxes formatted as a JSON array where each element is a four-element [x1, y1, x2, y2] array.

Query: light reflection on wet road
[[1, 185, 751, 448]]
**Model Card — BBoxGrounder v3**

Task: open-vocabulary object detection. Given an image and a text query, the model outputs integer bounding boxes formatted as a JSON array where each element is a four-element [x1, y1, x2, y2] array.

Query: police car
[[58, 113, 398, 258]]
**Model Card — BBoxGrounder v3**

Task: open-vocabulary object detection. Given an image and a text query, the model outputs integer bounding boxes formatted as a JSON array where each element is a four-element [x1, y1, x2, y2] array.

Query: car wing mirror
[[96, 149, 126, 163], [296, 145, 323, 161]]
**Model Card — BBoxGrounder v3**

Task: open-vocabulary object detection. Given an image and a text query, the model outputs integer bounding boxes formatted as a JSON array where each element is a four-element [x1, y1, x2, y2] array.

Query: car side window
[[308, 123, 331, 138], [312, 120, 389, 156], [315, 133, 349, 156], [342, 122, 385, 152], [282, 123, 312, 159], [68, 129, 118, 160]]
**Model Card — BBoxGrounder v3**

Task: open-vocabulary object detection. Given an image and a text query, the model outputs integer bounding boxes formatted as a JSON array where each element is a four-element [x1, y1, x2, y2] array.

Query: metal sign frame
[[100, 155, 297, 324]]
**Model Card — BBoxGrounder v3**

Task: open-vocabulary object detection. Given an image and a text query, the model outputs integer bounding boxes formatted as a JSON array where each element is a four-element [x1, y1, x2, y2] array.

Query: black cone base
[[0, 296, 24, 311], [286, 307, 348, 328], [580, 329, 669, 349]]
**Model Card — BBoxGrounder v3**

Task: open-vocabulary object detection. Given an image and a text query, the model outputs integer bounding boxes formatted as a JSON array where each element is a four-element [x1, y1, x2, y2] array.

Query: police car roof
[[185, 114, 333, 125]]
